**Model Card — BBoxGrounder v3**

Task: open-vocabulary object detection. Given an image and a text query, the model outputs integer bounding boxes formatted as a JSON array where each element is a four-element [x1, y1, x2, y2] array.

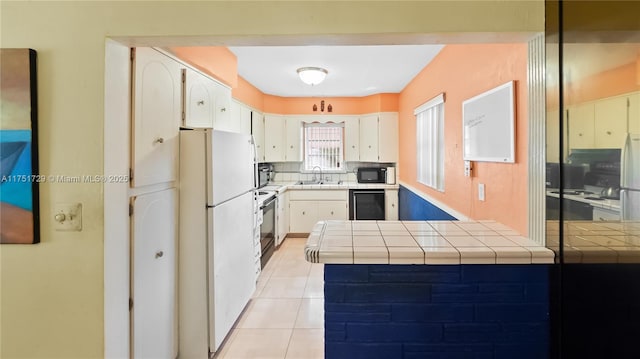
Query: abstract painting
[[1, 48, 39, 244]]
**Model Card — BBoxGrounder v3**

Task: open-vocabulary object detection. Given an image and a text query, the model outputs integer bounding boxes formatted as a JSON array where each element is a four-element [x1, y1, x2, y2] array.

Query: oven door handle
[[261, 196, 276, 210]]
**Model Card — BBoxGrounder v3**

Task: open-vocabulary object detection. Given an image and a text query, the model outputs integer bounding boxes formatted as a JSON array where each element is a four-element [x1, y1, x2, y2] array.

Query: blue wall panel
[[324, 264, 550, 359], [398, 185, 456, 220]]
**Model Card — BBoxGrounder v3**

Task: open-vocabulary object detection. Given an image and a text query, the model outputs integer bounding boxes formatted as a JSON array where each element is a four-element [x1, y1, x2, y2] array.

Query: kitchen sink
[[295, 180, 343, 185], [319, 180, 343, 185]]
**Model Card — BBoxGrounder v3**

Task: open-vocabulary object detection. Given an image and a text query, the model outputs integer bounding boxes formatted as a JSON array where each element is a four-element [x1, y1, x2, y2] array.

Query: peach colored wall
[[566, 61, 640, 104], [168, 46, 238, 88], [548, 61, 640, 109], [399, 44, 529, 235], [233, 76, 264, 111], [263, 93, 399, 114]]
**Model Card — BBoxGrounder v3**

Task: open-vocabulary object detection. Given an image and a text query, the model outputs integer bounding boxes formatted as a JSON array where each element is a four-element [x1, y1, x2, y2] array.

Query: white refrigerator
[[179, 129, 257, 358], [621, 133, 640, 220]]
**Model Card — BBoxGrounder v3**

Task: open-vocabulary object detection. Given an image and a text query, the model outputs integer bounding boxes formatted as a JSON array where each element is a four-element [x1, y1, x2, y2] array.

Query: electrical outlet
[[464, 160, 472, 177], [53, 203, 82, 231], [478, 184, 485, 201]]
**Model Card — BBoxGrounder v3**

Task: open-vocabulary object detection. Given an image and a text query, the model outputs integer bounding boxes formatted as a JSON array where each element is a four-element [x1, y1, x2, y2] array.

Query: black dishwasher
[[349, 189, 386, 220]]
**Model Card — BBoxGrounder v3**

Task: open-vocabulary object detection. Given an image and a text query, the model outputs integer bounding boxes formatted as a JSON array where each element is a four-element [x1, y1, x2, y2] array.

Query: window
[[303, 122, 344, 171], [416, 93, 445, 191]]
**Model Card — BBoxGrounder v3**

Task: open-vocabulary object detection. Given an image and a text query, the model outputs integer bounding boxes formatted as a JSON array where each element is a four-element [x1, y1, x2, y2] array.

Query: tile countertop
[[546, 189, 620, 211], [266, 181, 399, 192], [546, 220, 640, 263], [304, 220, 555, 265]]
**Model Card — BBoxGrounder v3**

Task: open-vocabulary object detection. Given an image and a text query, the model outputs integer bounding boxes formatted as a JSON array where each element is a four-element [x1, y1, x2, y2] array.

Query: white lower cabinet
[[131, 188, 177, 359], [318, 201, 348, 221], [289, 201, 320, 233], [593, 207, 620, 221], [276, 191, 289, 246], [385, 189, 399, 220], [288, 190, 348, 233]]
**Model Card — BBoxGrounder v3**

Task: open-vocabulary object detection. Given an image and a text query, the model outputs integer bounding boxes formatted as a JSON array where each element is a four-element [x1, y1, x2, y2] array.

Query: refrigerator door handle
[[621, 134, 630, 187], [620, 189, 627, 220]]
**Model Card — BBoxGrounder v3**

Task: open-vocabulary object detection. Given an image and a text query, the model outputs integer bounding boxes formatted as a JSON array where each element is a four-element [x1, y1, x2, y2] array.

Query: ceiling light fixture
[[297, 67, 328, 86]]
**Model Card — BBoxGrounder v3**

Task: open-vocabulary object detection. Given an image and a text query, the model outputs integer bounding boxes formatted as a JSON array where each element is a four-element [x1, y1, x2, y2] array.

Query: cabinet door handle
[[606, 131, 612, 135], [302, 211, 305, 215], [273, 145, 276, 149], [578, 133, 583, 137], [155, 251, 164, 258], [290, 145, 293, 149], [368, 145, 372, 148], [154, 137, 164, 144], [352, 145, 355, 149], [197, 100, 205, 106], [220, 107, 226, 112], [392, 204, 395, 208], [330, 211, 334, 215]]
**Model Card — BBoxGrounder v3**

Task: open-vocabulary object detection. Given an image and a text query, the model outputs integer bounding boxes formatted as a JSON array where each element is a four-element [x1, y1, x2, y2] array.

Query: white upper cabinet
[[252, 111, 265, 162], [264, 115, 286, 162], [132, 47, 182, 187], [567, 102, 595, 149], [285, 117, 302, 162], [211, 82, 232, 131], [263, 115, 301, 162], [240, 104, 252, 135], [182, 66, 234, 133], [344, 116, 360, 161], [359, 114, 379, 162], [261, 112, 397, 164], [378, 112, 398, 162], [594, 95, 628, 148], [226, 100, 251, 134], [183, 68, 215, 128], [227, 100, 242, 133]]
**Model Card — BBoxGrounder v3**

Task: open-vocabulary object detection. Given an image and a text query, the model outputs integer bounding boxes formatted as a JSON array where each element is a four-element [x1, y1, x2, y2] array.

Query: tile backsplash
[[269, 162, 395, 183]]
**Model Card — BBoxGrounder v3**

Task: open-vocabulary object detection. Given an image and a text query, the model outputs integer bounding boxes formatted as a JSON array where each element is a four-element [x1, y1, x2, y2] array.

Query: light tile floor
[[215, 237, 325, 359]]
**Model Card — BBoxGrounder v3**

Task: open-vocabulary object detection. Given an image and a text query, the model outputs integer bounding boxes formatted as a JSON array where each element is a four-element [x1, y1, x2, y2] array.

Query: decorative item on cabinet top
[[312, 100, 333, 113]]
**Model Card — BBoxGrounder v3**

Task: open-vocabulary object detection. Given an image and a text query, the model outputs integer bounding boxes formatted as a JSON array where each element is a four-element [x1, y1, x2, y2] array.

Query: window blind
[[304, 123, 344, 171], [416, 94, 445, 191]]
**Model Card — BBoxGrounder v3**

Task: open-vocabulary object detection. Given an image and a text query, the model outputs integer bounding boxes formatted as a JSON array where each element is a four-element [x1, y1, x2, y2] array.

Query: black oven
[[259, 195, 276, 268], [357, 167, 387, 183], [349, 189, 386, 220]]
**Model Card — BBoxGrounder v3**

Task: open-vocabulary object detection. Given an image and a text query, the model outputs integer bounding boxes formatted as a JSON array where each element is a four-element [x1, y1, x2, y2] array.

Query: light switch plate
[[54, 203, 82, 231], [478, 184, 485, 201]]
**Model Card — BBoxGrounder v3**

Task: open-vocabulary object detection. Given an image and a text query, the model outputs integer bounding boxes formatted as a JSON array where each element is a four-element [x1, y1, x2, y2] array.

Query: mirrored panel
[[546, 1, 640, 264]]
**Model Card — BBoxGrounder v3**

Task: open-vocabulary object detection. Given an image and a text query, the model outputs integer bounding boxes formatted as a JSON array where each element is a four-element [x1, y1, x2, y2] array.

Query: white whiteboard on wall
[[462, 81, 515, 163]]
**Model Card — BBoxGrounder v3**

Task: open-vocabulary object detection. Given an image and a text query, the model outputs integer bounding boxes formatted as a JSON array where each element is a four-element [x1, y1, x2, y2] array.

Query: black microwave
[[357, 167, 387, 183]]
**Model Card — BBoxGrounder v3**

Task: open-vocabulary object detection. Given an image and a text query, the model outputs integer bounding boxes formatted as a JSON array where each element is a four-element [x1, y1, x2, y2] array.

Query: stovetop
[[256, 188, 276, 206], [549, 190, 594, 196]]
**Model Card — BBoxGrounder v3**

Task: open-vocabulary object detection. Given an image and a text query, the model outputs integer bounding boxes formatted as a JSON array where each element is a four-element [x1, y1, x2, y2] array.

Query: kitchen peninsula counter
[[307, 220, 555, 359], [304, 220, 554, 265]]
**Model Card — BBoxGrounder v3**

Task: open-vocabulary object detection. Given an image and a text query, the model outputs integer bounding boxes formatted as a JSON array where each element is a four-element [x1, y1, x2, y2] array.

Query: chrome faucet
[[311, 166, 322, 183]]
